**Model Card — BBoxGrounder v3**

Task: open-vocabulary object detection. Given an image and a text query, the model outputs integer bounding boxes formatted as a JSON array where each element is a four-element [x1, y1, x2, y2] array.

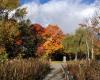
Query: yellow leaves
[[0, 47, 5, 55], [0, 20, 19, 43], [43, 38, 63, 54], [41, 25, 64, 55], [15, 31, 21, 37], [0, 0, 19, 9]]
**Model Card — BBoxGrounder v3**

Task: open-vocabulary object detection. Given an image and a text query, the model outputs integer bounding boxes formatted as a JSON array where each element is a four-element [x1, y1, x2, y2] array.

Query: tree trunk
[[91, 38, 94, 60], [86, 39, 90, 60], [75, 53, 78, 61]]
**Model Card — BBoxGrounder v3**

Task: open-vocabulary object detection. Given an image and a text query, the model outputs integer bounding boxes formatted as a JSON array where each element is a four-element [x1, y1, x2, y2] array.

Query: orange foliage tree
[[37, 24, 64, 57]]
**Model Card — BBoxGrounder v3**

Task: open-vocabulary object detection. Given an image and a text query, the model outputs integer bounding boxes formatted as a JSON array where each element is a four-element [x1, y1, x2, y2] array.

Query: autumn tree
[[0, 0, 34, 58], [41, 25, 64, 58], [0, 0, 19, 20], [0, 0, 20, 58], [20, 23, 45, 58], [0, 0, 19, 9]]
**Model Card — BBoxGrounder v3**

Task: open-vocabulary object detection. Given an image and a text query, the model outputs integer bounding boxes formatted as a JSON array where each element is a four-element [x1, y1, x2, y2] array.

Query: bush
[[0, 48, 8, 61], [0, 59, 50, 80]]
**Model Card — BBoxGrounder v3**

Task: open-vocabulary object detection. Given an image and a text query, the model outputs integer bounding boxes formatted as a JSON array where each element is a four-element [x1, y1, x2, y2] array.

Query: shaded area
[[49, 51, 87, 61]]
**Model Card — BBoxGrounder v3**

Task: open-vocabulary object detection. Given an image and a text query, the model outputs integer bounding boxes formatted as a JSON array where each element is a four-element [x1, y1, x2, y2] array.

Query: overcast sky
[[20, 0, 100, 33]]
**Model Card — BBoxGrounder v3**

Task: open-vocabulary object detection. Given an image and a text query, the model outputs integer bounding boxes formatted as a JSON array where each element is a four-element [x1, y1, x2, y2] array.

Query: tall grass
[[65, 60, 100, 80], [0, 59, 50, 80]]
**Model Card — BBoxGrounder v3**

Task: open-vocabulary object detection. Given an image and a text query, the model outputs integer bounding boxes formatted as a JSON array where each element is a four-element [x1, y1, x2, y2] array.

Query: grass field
[[0, 59, 50, 80]]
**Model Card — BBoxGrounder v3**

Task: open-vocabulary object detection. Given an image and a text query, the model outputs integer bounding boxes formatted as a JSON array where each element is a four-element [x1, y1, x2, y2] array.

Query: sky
[[20, 0, 100, 33]]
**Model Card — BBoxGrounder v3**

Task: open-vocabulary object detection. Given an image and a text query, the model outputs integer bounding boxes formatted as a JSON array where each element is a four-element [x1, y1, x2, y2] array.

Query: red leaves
[[37, 45, 45, 56], [15, 39, 23, 45], [43, 24, 63, 37], [14, 23, 65, 56], [30, 24, 45, 35]]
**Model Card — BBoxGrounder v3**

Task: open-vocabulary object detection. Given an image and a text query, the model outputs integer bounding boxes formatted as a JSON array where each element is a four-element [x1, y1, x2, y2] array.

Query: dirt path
[[43, 62, 65, 80]]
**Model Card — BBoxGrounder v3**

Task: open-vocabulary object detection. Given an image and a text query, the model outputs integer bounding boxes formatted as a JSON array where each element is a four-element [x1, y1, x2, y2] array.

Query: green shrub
[[0, 48, 8, 61]]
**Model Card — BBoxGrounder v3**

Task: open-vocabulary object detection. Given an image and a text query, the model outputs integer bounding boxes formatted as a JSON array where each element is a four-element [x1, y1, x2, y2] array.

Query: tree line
[[0, 0, 100, 61]]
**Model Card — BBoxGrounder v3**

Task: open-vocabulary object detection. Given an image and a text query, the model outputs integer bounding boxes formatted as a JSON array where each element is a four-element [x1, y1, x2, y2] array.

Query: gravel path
[[43, 62, 65, 80]]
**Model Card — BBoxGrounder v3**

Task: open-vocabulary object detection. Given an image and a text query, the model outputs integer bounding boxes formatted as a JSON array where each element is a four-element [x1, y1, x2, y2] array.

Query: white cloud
[[21, 0, 97, 33], [81, 8, 96, 18]]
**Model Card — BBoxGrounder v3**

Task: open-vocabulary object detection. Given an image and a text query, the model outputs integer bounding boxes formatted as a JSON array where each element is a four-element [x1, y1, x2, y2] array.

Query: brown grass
[[0, 59, 50, 80], [65, 60, 100, 80]]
